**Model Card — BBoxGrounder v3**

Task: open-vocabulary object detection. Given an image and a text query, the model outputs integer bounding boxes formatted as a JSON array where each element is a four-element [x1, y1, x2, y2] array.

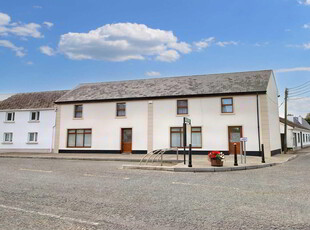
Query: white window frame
[[28, 132, 38, 143], [5, 112, 15, 122], [30, 111, 40, 121], [3, 132, 13, 143]]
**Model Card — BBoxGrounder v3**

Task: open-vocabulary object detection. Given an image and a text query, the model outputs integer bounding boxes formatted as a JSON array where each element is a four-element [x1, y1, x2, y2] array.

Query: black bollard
[[234, 143, 238, 166], [261, 144, 266, 163], [188, 144, 192, 167]]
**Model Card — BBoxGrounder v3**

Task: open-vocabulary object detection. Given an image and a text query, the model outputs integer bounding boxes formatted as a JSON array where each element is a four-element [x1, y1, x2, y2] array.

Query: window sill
[[28, 120, 40, 123], [115, 116, 127, 119], [2, 142, 13, 144], [73, 117, 83, 120], [26, 142, 38, 144], [220, 113, 235, 115], [4, 121, 15, 123], [176, 114, 189, 117]]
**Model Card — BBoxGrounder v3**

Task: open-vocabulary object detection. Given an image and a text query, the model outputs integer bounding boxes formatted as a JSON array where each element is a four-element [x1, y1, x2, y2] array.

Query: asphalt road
[[0, 153, 309, 230]]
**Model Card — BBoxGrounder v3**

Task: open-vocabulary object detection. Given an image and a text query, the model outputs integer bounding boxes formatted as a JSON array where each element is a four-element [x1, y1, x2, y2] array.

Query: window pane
[[77, 129, 84, 134], [7, 113, 12, 121], [76, 134, 83, 146], [37, 112, 40, 120], [177, 108, 188, 114], [171, 128, 181, 132], [117, 103, 126, 110], [29, 133, 34, 142], [68, 130, 76, 134], [192, 132, 201, 147], [4, 133, 12, 142], [222, 98, 232, 105], [84, 134, 91, 147], [117, 110, 126, 116], [68, 134, 76, 147], [223, 105, 233, 113], [31, 112, 36, 120], [75, 105, 83, 118], [192, 127, 201, 132], [177, 100, 187, 106], [34, 133, 38, 142], [75, 111, 82, 118], [171, 133, 181, 147]]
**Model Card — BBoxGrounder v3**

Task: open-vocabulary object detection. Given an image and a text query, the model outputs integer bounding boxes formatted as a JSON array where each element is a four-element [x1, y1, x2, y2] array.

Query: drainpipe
[[256, 94, 261, 153]]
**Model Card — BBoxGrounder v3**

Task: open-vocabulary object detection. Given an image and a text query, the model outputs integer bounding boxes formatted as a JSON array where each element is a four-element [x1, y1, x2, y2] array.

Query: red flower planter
[[210, 159, 223, 167]]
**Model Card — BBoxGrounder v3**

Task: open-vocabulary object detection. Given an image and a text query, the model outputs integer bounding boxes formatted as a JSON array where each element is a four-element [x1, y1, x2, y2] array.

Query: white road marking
[[19, 168, 52, 173], [84, 173, 130, 180], [172, 181, 242, 191], [0, 204, 99, 226]]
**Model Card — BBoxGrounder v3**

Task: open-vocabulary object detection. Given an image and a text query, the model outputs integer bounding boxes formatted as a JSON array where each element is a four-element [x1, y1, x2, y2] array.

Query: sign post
[[240, 137, 248, 164], [183, 117, 191, 165]]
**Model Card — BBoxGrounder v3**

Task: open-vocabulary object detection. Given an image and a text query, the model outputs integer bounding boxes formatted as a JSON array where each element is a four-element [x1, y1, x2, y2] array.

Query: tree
[[305, 113, 310, 125]]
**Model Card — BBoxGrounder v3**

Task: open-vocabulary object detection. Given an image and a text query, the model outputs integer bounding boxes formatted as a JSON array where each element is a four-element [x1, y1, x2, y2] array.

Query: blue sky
[[0, 0, 310, 116]]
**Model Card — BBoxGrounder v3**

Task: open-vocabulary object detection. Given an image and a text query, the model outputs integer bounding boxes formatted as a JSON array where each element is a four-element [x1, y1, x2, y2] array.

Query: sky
[[0, 0, 310, 117]]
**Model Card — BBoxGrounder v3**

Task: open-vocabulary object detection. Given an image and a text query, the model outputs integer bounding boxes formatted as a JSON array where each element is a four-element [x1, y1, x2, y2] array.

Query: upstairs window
[[116, 103, 126, 117], [28, 132, 38, 143], [5, 112, 15, 122], [177, 100, 188, 115], [30, 111, 40, 121], [74, 105, 83, 118], [221, 98, 233, 113], [3, 133, 13, 143]]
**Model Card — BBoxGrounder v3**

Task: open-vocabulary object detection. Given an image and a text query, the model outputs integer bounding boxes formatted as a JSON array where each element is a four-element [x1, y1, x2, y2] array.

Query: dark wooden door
[[228, 126, 242, 154], [121, 128, 132, 153]]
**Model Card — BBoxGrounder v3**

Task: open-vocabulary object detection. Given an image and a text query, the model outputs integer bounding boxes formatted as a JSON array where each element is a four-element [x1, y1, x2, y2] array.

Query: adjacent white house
[[54, 70, 281, 158], [280, 115, 310, 150], [0, 91, 67, 153]]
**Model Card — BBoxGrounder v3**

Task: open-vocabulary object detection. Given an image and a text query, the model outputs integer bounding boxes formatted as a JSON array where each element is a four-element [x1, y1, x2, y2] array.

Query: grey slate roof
[[293, 117, 310, 130], [0, 90, 68, 110], [56, 70, 272, 103], [280, 117, 310, 131]]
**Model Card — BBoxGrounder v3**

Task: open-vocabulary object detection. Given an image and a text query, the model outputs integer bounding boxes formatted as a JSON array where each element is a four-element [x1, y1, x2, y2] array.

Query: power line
[[288, 89, 310, 97], [288, 84, 310, 94], [288, 80, 310, 90]]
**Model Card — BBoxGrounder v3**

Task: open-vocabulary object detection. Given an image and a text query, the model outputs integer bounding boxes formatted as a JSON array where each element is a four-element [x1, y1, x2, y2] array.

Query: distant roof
[[279, 117, 310, 131], [56, 70, 272, 103], [292, 117, 310, 130], [0, 90, 68, 110]]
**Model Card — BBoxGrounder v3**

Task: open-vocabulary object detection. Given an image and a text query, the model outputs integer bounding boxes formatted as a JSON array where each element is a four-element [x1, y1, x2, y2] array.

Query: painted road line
[[84, 173, 130, 180], [0, 204, 99, 226], [172, 181, 242, 191], [19, 168, 52, 173]]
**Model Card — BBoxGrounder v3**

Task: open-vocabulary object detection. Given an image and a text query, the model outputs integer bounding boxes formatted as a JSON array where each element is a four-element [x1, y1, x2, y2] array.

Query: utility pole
[[284, 88, 288, 154]]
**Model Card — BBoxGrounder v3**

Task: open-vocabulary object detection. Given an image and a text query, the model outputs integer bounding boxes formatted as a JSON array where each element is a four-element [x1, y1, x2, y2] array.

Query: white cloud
[[298, 0, 310, 5], [43, 21, 54, 29], [303, 24, 310, 29], [275, 67, 310, 73], [0, 12, 11, 25], [0, 40, 25, 57], [193, 37, 215, 50], [254, 42, 269, 47], [286, 98, 310, 117], [40, 45, 55, 56], [26, 61, 33, 65], [57, 23, 191, 62], [0, 12, 42, 38], [33, 5, 42, 9], [145, 71, 161, 77], [216, 41, 238, 47], [303, 43, 310, 49]]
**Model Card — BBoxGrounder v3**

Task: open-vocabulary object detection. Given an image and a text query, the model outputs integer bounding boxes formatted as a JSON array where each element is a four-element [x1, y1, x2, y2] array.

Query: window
[[74, 105, 83, 118], [221, 98, 233, 113], [30, 111, 40, 121], [177, 100, 188, 115], [116, 103, 126, 117], [303, 134, 305, 143], [3, 133, 13, 143], [67, 129, 92, 147], [170, 127, 183, 148], [28, 132, 38, 143], [5, 112, 15, 122], [170, 127, 202, 148], [298, 133, 300, 143], [191, 127, 202, 148]]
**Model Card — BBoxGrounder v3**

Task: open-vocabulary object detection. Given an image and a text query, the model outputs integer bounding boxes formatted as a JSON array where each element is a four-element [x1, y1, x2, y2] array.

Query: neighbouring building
[[54, 70, 281, 158], [280, 116, 310, 150], [0, 91, 68, 153]]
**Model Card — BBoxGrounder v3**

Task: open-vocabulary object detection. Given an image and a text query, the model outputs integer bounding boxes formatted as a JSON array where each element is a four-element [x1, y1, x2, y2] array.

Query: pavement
[[0, 151, 310, 229]]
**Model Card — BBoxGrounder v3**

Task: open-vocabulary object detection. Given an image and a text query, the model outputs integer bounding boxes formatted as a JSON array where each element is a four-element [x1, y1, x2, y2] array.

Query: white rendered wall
[[153, 95, 260, 152], [58, 101, 148, 151], [280, 122, 310, 149], [280, 122, 294, 148], [0, 109, 56, 152], [266, 73, 281, 152]]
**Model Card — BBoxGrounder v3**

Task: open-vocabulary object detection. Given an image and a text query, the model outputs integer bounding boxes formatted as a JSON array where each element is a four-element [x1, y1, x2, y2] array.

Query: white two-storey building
[[0, 91, 67, 153], [54, 70, 281, 158]]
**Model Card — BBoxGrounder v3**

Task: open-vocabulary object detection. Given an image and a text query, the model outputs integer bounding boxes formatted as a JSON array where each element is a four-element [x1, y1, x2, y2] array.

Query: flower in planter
[[208, 151, 225, 161]]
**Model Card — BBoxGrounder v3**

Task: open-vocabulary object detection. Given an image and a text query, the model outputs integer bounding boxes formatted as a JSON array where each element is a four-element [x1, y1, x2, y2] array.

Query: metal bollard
[[234, 143, 238, 166], [188, 144, 192, 168], [261, 144, 266, 163]]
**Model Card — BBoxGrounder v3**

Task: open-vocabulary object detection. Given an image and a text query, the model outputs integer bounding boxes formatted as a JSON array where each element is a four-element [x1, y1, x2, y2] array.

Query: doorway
[[121, 128, 132, 153], [228, 126, 242, 154]]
